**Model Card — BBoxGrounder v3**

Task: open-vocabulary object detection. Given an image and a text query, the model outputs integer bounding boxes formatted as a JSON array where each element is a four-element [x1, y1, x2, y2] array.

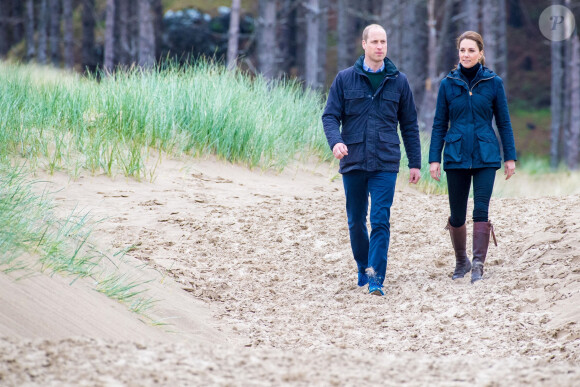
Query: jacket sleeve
[[493, 77, 517, 162], [321, 74, 345, 151], [428, 80, 449, 164], [397, 74, 422, 169]]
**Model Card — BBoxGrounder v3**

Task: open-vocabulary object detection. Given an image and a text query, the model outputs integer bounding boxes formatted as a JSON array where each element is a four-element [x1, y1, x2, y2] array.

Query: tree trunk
[[562, 0, 574, 168], [49, 0, 61, 66], [138, 0, 155, 68], [63, 0, 74, 68], [10, 0, 25, 45], [118, 0, 131, 65], [400, 0, 426, 105], [481, 0, 507, 92], [152, 0, 163, 59], [381, 0, 400, 66], [481, 0, 495, 69], [82, 0, 96, 72], [1, 0, 25, 56], [257, 0, 276, 79], [104, 0, 116, 71], [465, 0, 479, 31], [562, 25, 572, 167], [550, 2, 564, 168], [567, 31, 580, 170], [305, 0, 320, 88], [0, 3, 9, 56], [419, 0, 438, 133], [227, 0, 241, 70], [25, 0, 35, 61], [129, 0, 139, 63], [436, 0, 454, 73], [277, 0, 295, 77], [317, 0, 328, 86], [497, 0, 508, 85], [337, 0, 354, 71], [38, 0, 48, 64]]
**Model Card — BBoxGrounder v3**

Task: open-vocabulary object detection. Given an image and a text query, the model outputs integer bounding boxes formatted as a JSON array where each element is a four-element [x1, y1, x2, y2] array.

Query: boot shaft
[[472, 221, 496, 265], [445, 218, 467, 257]]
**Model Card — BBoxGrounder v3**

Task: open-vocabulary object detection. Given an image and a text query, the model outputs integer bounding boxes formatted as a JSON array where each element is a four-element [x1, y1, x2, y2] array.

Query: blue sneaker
[[357, 272, 369, 287], [368, 283, 385, 296]]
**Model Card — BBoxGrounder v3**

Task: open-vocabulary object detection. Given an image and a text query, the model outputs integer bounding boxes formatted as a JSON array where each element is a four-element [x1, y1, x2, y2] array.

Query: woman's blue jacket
[[429, 65, 517, 170]]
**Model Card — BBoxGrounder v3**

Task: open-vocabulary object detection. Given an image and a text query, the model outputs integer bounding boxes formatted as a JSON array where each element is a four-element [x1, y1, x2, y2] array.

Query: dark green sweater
[[362, 68, 388, 92]]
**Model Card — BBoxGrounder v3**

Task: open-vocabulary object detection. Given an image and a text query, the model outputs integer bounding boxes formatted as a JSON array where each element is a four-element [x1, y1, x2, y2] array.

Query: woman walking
[[429, 31, 517, 283]]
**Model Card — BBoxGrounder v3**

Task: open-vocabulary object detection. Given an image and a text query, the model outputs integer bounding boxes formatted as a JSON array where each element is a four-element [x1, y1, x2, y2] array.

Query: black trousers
[[446, 168, 496, 228]]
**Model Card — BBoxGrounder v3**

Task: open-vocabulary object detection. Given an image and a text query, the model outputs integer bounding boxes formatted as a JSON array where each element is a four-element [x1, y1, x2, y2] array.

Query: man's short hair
[[362, 24, 387, 42]]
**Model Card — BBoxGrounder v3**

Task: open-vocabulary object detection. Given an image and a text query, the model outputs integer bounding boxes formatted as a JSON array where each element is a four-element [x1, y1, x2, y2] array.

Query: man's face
[[362, 28, 387, 64]]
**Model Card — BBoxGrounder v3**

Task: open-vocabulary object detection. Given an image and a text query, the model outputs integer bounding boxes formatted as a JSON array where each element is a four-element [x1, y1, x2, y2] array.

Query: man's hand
[[429, 162, 441, 182], [332, 143, 348, 159], [409, 168, 421, 184], [504, 160, 516, 180]]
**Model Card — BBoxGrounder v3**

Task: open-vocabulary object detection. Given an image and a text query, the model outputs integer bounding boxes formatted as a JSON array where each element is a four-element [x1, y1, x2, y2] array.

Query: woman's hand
[[429, 162, 441, 181], [504, 160, 516, 180]]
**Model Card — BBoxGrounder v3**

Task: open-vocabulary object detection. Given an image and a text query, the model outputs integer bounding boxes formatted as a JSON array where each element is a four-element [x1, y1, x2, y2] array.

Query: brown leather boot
[[471, 221, 497, 283], [445, 218, 471, 280]]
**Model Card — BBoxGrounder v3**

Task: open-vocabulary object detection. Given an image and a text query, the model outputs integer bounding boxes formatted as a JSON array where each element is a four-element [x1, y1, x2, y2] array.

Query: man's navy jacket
[[322, 55, 421, 174]]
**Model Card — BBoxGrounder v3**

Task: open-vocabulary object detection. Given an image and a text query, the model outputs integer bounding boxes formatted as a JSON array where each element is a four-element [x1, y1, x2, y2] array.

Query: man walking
[[322, 24, 421, 296]]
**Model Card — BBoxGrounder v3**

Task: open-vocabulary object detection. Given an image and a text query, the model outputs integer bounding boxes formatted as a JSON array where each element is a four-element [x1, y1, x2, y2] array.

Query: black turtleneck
[[460, 62, 481, 85]]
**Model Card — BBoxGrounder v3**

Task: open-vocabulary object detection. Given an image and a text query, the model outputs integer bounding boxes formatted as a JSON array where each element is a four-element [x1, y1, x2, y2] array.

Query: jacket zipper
[[372, 74, 398, 99]]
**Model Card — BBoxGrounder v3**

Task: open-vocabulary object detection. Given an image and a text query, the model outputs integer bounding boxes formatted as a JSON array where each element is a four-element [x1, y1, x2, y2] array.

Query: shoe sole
[[370, 289, 384, 296]]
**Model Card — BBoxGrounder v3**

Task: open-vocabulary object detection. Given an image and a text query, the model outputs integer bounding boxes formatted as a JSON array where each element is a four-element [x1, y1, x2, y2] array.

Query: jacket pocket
[[341, 131, 365, 166], [443, 133, 463, 163], [344, 89, 367, 115], [377, 131, 401, 162], [381, 90, 400, 119], [476, 132, 501, 163], [446, 85, 463, 101]]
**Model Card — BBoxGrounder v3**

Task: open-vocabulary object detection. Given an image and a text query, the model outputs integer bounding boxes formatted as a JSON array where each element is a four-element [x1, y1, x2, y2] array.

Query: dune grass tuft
[[0, 165, 156, 316]]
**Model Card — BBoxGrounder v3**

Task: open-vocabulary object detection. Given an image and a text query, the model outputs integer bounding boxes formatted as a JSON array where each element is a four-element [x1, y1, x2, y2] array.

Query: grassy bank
[[0, 167, 155, 315], [0, 61, 330, 179]]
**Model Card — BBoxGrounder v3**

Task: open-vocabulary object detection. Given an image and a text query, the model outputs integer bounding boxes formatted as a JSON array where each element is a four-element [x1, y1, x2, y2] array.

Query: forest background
[[0, 0, 579, 169]]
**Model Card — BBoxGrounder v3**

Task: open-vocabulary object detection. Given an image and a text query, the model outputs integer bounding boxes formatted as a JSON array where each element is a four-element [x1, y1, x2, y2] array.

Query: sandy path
[[1, 156, 579, 385]]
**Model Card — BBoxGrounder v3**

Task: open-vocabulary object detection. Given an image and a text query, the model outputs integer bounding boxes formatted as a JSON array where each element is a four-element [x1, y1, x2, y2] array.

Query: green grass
[[510, 107, 551, 158], [398, 133, 448, 195], [0, 60, 331, 179], [0, 165, 157, 317]]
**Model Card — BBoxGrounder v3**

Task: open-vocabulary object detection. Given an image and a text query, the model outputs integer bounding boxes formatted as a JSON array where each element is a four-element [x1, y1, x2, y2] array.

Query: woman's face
[[458, 39, 483, 69]]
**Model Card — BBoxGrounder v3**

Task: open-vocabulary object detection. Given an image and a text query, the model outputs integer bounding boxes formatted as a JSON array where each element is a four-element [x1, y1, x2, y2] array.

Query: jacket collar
[[447, 64, 495, 86], [354, 55, 399, 77]]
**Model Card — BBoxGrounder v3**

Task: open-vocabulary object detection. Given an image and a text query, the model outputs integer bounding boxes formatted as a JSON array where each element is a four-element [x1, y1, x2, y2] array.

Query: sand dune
[[1, 157, 579, 386]]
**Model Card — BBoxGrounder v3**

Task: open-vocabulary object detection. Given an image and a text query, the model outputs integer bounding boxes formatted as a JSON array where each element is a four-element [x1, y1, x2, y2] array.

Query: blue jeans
[[342, 170, 397, 286]]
